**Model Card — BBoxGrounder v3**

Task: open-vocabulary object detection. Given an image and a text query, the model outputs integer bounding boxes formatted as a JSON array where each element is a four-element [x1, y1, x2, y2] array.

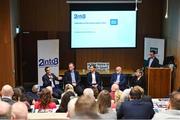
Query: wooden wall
[[164, 0, 180, 90], [0, 0, 15, 88]]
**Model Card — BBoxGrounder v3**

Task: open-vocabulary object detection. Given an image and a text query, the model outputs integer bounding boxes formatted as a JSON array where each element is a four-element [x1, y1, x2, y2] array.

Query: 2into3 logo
[[38, 58, 59, 67]]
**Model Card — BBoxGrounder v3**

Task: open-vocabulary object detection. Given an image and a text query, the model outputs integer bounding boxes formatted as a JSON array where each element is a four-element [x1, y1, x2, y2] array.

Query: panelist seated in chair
[[63, 62, 83, 96], [110, 66, 127, 91], [42, 66, 63, 98], [87, 64, 103, 95]]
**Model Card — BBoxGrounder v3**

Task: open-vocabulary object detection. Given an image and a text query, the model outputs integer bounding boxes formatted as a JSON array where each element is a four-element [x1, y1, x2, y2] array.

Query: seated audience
[[110, 66, 127, 91], [46, 86, 59, 105], [83, 88, 95, 99], [153, 91, 180, 119], [0, 101, 11, 119], [61, 84, 76, 98], [1, 84, 15, 105], [74, 95, 99, 118], [42, 66, 63, 98], [112, 89, 123, 109], [63, 62, 84, 96], [97, 90, 117, 119], [34, 88, 56, 111], [87, 64, 103, 98], [117, 86, 155, 119], [130, 69, 145, 89], [67, 97, 78, 118], [26, 84, 40, 104], [110, 83, 121, 100], [11, 102, 28, 120], [56, 91, 76, 113]]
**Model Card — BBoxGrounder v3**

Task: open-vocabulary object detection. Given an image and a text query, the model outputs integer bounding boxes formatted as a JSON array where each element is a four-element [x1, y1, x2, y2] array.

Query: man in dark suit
[[110, 66, 127, 91], [147, 50, 160, 67], [117, 86, 155, 119], [42, 66, 62, 98], [87, 64, 103, 96], [63, 62, 83, 96], [1, 84, 15, 105]]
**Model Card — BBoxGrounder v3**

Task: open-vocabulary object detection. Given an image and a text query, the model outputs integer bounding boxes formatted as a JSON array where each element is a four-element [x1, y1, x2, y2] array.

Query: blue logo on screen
[[110, 19, 118, 25]]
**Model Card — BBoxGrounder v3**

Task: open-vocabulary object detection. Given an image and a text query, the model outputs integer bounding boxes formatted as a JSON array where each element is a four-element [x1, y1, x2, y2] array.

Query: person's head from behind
[[11, 102, 28, 120], [64, 84, 74, 92], [1, 84, 14, 98], [75, 95, 97, 115], [149, 50, 156, 58], [12, 87, 22, 102], [59, 91, 76, 112], [39, 88, 52, 108], [115, 90, 123, 103], [83, 88, 94, 99], [111, 84, 119, 92], [44, 66, 51, 74], [32, 84, 39, 93], [89, 64, 96, 73], [116, 66, 122, 74], [68, 62, 75, 71], [135, 69, 144, 77], [0, 101, 11, 119], [97, 90, 111, 114], [129, 86, 144, 100], [169, 91, 180, 110]]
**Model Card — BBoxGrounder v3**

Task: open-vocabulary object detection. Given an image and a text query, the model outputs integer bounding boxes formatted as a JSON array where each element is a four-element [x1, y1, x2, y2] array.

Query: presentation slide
[[71, 11, 136, 48]]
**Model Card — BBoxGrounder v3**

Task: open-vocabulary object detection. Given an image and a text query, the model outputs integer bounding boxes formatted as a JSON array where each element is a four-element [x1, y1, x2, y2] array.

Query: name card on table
[[87, 62, 110, 71]]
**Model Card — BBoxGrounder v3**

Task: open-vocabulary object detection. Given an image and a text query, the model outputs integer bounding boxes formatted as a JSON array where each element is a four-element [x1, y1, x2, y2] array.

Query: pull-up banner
[[37, 39, 59, 85]]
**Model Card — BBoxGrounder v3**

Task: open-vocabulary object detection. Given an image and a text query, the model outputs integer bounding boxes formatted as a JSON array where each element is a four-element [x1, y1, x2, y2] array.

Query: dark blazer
[[117, 99, 155, 119], [63, 70, 81, 86], [1, 97, 16, 105], [147, 57, 160, 67], [110, 73, 127, 90], [42, 73, 59, 88], [130, 76, 145, 89], [87, 71, 102, 91]]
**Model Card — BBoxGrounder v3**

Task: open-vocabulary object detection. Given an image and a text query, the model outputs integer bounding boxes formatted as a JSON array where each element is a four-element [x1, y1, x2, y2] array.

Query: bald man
[[11, 102, 28, 120], [110, 66, 127, 91], [1, 84, 15, 105], [0, 101, 11, 119]]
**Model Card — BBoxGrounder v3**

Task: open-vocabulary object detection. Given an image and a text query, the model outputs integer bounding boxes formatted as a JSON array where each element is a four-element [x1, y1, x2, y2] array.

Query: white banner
[[144, 37, 165, 65], [37, 39, 59, 85]]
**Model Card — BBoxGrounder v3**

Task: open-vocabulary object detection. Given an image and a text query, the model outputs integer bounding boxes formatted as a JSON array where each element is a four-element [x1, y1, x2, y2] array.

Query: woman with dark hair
[[56, 91, 75, 113], [34, 88, 56, 110], [97, 90, 117, 119]]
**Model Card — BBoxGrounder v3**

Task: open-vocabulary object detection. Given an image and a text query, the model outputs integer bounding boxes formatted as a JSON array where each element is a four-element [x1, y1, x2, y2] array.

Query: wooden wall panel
[[0, 0, 15, 88]]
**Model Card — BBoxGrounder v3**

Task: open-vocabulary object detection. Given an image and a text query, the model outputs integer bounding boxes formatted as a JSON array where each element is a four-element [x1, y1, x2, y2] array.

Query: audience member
[[97, 90, 117, 119], [46, 86, 59, 105], [11, 102, 28, 120], [56, 91, 76, 113], [34, 88, 56, 111], [42, 66, 63, 98], [153, 91, 180, 119], [147, 50, 160, 67], [61, 84, 76, 98], [74, 95, 99, 118], [110, 66, 127, 91], [26, 84, 40, 105], [1, 84, 15, 105], [83, 88, 95, 99], [63, 62, 83, 96], [117, 86, 155, 119], [0, 101, 11, 119], [110, 83, 120, 100], [87, 64, 103, 98], [67, 97, 78, 118], [130, 69, 145, 89]]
